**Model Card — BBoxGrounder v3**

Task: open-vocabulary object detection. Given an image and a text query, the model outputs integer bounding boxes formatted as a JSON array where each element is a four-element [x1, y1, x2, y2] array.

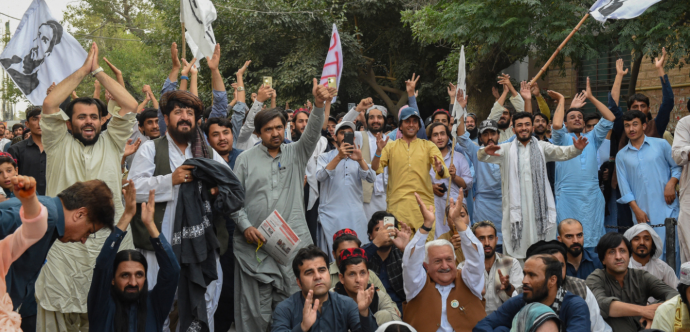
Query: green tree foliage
[[401, 0, 690, 117]]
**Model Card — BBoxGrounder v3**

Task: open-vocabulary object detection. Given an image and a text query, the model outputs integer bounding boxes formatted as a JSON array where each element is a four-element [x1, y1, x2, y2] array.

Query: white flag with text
[[319, 24, 343, 103], [180, 0, 217, 59], [590, 0, 663, 23]]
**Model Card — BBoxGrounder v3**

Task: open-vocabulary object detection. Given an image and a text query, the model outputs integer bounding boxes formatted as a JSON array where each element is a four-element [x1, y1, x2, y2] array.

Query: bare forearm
[[150, 95, 159, 110], [190, 73, 198, 97], [271, 96, 276, 109], [136, 99, 149, 113], [497, 90, 509, 106], [451, 175, 466, 189], [93, 85, 101, 100], [146, 222, 160, 238], [611, 74, 624, 106], [372, 157, 380, 173], [523, 98, 533, 114], [358, 159, 369, 171], [179, 78, 188, 91], [236, 74, 246, 103], [95, 72, 137, 115], [116, 212, 134, 232], [590, 95, 615, 121], [43, 67, 89, 114], [168, 66, 180, 84], [211, 69, 225, 92], [552, 99, 565, 130], [323, 100, 331, 130], [609, 301, 645, 318]]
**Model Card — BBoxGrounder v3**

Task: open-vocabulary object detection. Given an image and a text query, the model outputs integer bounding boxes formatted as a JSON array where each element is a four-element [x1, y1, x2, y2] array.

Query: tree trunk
[[627, 52, 643, 99], [358, 65, 407, 120]]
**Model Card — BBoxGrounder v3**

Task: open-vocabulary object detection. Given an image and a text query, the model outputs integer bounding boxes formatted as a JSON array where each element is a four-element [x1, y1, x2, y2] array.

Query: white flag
[[185, 31, 203, 69], [180, 0, 217, 59], [0, 0, 87, 105], [319, 24, 343, 103], [589, 0, 663, 23], [452, 46, 467, 119]]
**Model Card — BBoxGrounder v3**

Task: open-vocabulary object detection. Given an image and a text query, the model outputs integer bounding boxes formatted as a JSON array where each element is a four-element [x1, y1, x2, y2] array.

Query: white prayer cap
[[623, 223, 663, 259], [376, 322, 417, 332], [334, 121, 356, 136], [680, 262, 690, 285]]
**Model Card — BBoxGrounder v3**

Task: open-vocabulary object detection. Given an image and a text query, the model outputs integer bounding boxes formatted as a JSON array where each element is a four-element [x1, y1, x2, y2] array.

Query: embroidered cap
[[0, 152, 16, 164], [333, 228, 358, 242], [680, 262, 690, 285], [338, 247, 368, 262]]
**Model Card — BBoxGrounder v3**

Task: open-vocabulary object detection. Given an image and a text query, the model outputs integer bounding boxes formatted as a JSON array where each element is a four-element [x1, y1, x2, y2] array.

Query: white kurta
[[672, 115, 690, 263], [128, 132, 229, 331], [478, 140, 582, 259], [355, 131, 388, 221], [629, 257, 679, 303]]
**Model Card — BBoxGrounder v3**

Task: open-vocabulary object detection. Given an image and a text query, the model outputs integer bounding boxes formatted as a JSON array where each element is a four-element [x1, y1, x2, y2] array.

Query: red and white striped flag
[[319, 24, 343, 103]]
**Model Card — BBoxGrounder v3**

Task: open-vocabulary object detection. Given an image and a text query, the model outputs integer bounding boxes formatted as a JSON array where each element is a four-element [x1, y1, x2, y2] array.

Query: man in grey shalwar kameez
[[232, 80, 336, 331]]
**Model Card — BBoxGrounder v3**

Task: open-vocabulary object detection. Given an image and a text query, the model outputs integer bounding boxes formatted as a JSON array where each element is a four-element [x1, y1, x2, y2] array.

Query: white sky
[[2, 0, 73, 117]]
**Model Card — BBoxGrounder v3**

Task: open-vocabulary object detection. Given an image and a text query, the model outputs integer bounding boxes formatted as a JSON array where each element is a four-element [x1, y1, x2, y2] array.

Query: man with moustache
[[427, 121, 472, 238], [465, 113, 478, 144], [205, 117, 243, 169], [624, 223, 678, 290], [474, 254, 590, 332], [478, 112, 588, 260], [459, 220, 522, 315], [487, 73, 525, 143], [340, 100, 390, 220], [586, 232, 678, 331], [272, 245, 378, 331], [372, 106, 448, 237], [402, 194, 485, 332], [557, 219, 603, 279], [616, 110, 680, 260], [455, 93, 504, 250], [551, 80, 616, 257], [37, 42, 139, 330], [128, 89, 230, 330], [9, 106, 47, 195], [232, 80, 335, 331]]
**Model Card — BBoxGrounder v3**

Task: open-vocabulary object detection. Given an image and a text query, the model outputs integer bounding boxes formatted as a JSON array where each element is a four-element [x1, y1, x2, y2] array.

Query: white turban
[[623, 223, 663, 259]]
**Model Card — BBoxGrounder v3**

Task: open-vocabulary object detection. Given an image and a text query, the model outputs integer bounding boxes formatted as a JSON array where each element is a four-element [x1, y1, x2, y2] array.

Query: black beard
[[168, 121, 195, 144], [567, 244, 582, 257], [497, 121, 510, 130], [523, 281, 549, 303], [113, 285, 141, 304], [635, 251, 650, 259], [292, 130, 302, 142], [484, 247, 495, 259], [72, 129, 101, 146], [23, 47, 44, 74], [534, 127, 546, 135], [468, 127, 478, 140], [367, 121, 383, 134], [517, 133, 532, 142]]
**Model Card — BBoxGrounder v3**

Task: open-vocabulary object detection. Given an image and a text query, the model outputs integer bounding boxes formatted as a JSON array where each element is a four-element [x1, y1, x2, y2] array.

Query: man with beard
[[272, 245, 378, 332], [234, 84, 275, 150], [402, 194, 485, 332], [478, 112, 587, 260], [455, 93, 504, 250], [292, 109, 310, 141], [340, 100, 389, 220], [88, 183, 181, 332], [205, 117, 243, 169], [551, 79, 616, 257], [459, 220, 522, 316], [316, 121, 375, 257], [586, 232, 678, 331], [487, 73, 525, 143], [466, 113, 478, 144], [128, 88, 230, 331], [232, 80, 335, 331], [0, 21, 62, 95], [531, 112, 557, 195], [37, 42, 139, 331], [616, 110, 680, 260], [427, 122, 472, 238], [9, 107, 47, 195], [557, 219, 603, 279], [474, 254, 590, 332], [372, 106, 448, 238], [624, 223, 678, 290], [526, 240, 612, 332], [674, 113, 690, 264], [0, 123, 10, 149]]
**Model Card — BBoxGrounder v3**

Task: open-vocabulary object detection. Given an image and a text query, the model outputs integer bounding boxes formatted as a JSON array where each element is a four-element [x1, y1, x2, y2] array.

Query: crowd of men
[[0, 39, 689, 332]]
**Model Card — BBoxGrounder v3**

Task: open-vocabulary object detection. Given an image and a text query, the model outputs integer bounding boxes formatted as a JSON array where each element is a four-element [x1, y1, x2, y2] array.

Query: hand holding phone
[[383, 216, 395, 240]]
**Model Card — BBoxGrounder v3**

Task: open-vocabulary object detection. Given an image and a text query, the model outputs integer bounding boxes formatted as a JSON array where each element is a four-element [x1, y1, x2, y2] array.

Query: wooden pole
[[181, 23, 186, 59], [444, 135, 458, 236], [529, 13, 589, 86]]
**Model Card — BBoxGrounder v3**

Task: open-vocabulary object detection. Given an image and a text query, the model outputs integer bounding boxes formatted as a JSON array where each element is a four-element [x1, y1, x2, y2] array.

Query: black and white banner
[[0, 0, 87, 105], [590, 0, 663, 23]]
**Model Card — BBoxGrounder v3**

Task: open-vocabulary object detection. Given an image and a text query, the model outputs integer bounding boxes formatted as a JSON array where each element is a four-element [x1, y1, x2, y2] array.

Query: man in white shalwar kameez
[[478, 112, 588, 260], [673, 114, 690, 263]]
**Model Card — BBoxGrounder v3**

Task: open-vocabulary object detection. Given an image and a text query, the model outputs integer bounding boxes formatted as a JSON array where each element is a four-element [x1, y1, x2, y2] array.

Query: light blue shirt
[[616, 136, 681, 242], [316, 149, 376, 251], [552, 118, 613, 248], [456, 132, 503, 244], [228, 101, 248, 147]]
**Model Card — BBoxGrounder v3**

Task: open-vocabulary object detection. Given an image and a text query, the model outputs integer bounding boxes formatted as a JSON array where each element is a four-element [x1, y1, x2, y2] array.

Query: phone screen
[[383, 217, 395, 239], [344, 132, 354, 146], [263, 76, 273, 88]]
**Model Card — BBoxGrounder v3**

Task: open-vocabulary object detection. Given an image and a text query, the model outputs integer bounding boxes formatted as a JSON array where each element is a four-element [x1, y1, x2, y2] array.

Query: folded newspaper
[[258, 210, 302, 265]]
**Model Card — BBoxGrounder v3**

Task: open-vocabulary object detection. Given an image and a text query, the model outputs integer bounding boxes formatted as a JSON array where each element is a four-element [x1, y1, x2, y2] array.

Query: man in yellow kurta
[[372, 107, 448, 239]]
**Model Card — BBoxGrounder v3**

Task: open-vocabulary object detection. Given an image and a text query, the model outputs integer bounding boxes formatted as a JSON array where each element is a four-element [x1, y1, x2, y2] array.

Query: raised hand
[[103, 57, 121, 76], [406, 73, 420, 96], [456, 89, 468, 109], [519, 81, 531, 101], [530, 81, 541, 96], [301, 290, 319, 332], [570, 91, 587, 109], [180, 58, 196, 76], [71, 91, 78, 99], [572, 135, 589, 150], [375, 132, 387, 152], [142, 85, 152, 95], [256, 84, 274, 103], [81, 42, 97, 73], [616, 58, 629, 76], [433, 155, 444, 175], [357, 285, 375, 316], [123, 138, 142, 158], [206, 44, 221, 70], [12, 175, 36, 200], [447, 83, 457, 101], [122, 179, 137, 217], [498, 270, 513, 294], [546, 90, 563, 102], [312, 78, 333, 106], [655, 47, 667, 70], [46, 82, 56, 96], [450, 233, 461, 249], [448, 197, 468, 232], [492, 86, 500, 100], [170, 42, 181, 69], [392, 222, 412, 250], [337, 142, 354, 160], [449, 163, 457, 178], [414, 192, 435, 228], [497, 73, 511, 86], [356, 98, 374, 113], [484, 145, 501, 157], [237, 60, 251, 76]]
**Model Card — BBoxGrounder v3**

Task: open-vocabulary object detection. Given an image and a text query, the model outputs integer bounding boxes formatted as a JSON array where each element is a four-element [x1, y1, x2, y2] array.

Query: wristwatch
[[91, 67, 104, 77], [237, 86, 245, 92], [419, 224, 432, 232]]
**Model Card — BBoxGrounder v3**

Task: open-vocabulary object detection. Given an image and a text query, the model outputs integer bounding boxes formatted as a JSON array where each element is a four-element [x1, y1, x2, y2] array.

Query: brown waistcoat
[[403, 271, 486, 332]]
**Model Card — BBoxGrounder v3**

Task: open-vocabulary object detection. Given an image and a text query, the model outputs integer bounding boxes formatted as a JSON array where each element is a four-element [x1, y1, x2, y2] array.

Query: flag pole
[[443, 135, 458, 236], [181, 23, 186, 59], [529, 13, 589, 85]]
